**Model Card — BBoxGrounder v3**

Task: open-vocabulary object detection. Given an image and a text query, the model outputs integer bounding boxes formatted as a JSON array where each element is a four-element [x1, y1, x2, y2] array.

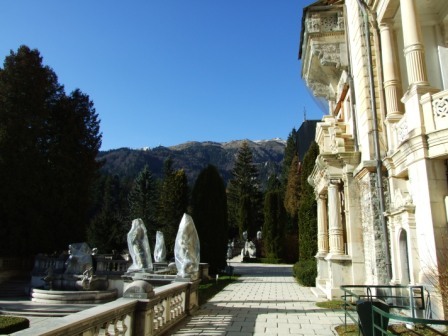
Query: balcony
[[392, 89, 448, 160], [300, 4, 347, 104]]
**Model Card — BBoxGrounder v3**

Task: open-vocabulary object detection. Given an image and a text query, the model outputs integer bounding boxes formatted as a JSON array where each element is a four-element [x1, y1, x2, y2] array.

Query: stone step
[[0, 279, 30, 298], [310, 286, 327, 298]]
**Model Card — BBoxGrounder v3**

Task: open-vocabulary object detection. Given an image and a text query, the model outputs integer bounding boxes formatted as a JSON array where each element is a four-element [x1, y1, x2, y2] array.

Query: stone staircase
[[0, 276, 30, 298]]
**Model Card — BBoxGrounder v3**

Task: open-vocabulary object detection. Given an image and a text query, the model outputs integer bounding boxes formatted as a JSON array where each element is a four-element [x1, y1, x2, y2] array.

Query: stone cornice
[[353, 160, 378, 180]]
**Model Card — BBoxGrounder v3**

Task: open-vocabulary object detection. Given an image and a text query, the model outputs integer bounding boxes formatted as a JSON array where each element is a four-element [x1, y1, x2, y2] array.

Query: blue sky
[[1, 1, 322, 151]]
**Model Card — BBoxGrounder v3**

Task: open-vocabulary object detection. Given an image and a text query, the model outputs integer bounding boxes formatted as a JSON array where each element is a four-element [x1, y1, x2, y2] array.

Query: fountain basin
[[31, 288, 117, 304]]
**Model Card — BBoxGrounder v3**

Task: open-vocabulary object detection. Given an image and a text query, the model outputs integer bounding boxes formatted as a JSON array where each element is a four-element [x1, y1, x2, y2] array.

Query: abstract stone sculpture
[[154, 231, 167, 263], [65, 242, 92, 275], [241, 240, 256, 258], [127, 218, 153, 272], [174, 213, 200, 278]]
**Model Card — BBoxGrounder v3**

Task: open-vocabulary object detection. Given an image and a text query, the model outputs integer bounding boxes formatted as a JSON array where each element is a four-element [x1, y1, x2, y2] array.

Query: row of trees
[[0, 45, 319, 276], [0, 46, 102, 256]]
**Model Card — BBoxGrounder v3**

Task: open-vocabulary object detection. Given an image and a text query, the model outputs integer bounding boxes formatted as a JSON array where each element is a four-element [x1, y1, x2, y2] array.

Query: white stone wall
[[303, 0, 448, 316]]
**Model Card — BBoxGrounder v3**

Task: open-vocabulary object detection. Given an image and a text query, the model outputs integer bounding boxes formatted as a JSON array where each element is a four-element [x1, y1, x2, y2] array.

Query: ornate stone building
[[300, 0, 448, 318]]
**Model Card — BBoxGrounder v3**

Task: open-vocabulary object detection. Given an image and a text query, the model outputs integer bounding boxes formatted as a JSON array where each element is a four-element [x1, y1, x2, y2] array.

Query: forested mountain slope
[[98, 139, 285, 188]]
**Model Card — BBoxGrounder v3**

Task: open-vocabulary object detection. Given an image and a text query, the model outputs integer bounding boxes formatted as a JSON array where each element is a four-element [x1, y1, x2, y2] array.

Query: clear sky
[[1, 0, 323, 151]]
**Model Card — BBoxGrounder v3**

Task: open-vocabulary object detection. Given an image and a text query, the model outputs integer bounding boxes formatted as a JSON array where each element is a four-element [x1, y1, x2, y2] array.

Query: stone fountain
[[29, 214, 207, 305], [30, 243, 127, 304]]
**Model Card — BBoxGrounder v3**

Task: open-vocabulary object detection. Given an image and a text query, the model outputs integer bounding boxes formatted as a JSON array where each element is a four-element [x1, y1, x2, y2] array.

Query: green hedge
[[293, 259, 317, 287], [0, 316, 30, 334]]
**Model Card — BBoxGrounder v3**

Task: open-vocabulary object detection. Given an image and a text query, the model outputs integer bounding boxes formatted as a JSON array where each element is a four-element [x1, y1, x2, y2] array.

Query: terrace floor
[[0, 258, 346, 335], [170, 259, 345, 336]]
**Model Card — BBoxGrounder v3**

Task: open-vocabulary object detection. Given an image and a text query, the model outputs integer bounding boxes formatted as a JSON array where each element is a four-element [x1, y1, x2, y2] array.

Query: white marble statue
[[65, 242, 92, 275], [174, 213, 200, 278], [241, 240, 256, 258], [127, 218, 153, 272], [154, 231, 167, 263]]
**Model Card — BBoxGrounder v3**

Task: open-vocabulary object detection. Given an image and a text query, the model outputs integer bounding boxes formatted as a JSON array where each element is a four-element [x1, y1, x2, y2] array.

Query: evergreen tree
[[298, 141, 319, 261], [129, 165, 156, 237], [191, 165, 228, 274], [281, 128, 300, 238], [47, 89, 102, 244], [281, 128, 298, 188], [227, 141, 261, 240], [266, 174, 281, 192], [284, 154, 301, 225], [0, 46, 101, 256], [263, 190, 286, 260], [157, 158, 189, 257], [87, 175, 126, 253]]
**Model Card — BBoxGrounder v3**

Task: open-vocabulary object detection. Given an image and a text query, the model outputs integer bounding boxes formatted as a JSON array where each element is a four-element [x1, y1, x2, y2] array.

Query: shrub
[[0, 316, 30, 334], [293, 259, 317, 287]]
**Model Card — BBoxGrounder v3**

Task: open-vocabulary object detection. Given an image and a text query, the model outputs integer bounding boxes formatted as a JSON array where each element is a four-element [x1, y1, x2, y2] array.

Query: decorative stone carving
[[329, 126, 345, 153], [306, 11, 344, 33], [312, 43, 344, 68], [433, 96, 448, 119], [307, 79, 335, 100], [388, 189, 413, 212], [396, 116, 409, 143]]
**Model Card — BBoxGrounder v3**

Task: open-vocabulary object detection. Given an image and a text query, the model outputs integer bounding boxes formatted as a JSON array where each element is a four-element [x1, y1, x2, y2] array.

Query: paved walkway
[[1, 262, 345, 335], [170, 262, 345, 336]]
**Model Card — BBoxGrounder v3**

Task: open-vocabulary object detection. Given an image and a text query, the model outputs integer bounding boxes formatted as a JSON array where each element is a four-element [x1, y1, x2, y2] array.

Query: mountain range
[[98, 139, 286, 188]]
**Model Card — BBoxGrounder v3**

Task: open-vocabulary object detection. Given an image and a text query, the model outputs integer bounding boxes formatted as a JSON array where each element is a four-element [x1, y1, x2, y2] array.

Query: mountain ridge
[[98, 138, 286, 188]]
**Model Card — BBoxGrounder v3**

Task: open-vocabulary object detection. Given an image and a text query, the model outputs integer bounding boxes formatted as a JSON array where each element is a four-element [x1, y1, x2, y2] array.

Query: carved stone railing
[[31, 254, 132, 277], [95, 256, 130, 275], [12, 281, 198, 336], [421, 89, 448, 133]]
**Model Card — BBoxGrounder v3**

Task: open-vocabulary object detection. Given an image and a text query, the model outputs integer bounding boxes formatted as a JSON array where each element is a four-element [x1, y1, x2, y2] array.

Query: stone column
[[328, 181, 345, 255], [380, 21, 404, 151], [400, 0, 429, 87], [317, 194, 329, 256], [380, 22, 404, 117]]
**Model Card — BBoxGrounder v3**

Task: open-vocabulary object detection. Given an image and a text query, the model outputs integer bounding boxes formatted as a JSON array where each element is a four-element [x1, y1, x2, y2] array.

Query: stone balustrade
[[31, 254, 131, 276], [94, 256, 130, 275], [421, 89, 448, 133], [12, 280, 199, 336]]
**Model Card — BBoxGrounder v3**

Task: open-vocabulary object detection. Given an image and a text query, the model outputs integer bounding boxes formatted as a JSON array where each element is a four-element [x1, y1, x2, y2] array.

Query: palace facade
[[300, 0, 448, 318]]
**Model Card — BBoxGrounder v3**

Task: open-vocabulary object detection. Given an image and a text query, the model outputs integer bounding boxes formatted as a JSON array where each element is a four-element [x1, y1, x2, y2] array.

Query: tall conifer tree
[[298, 141, 319, 260], [191, 165, 228, 274], [0, 46, 101, 256], [157, 158, 189, 257], [281, 128, 298, 188], [87, 175, 125, 253], [284, 154, 301, 228], [227, 141, 261, 240], [263, 189, 286, 260], [129, 165, 156, 237]]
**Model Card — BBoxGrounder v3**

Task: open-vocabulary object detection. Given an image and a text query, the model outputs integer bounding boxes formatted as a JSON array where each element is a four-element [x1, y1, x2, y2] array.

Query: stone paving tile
[[170, 263, 342, 336]]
